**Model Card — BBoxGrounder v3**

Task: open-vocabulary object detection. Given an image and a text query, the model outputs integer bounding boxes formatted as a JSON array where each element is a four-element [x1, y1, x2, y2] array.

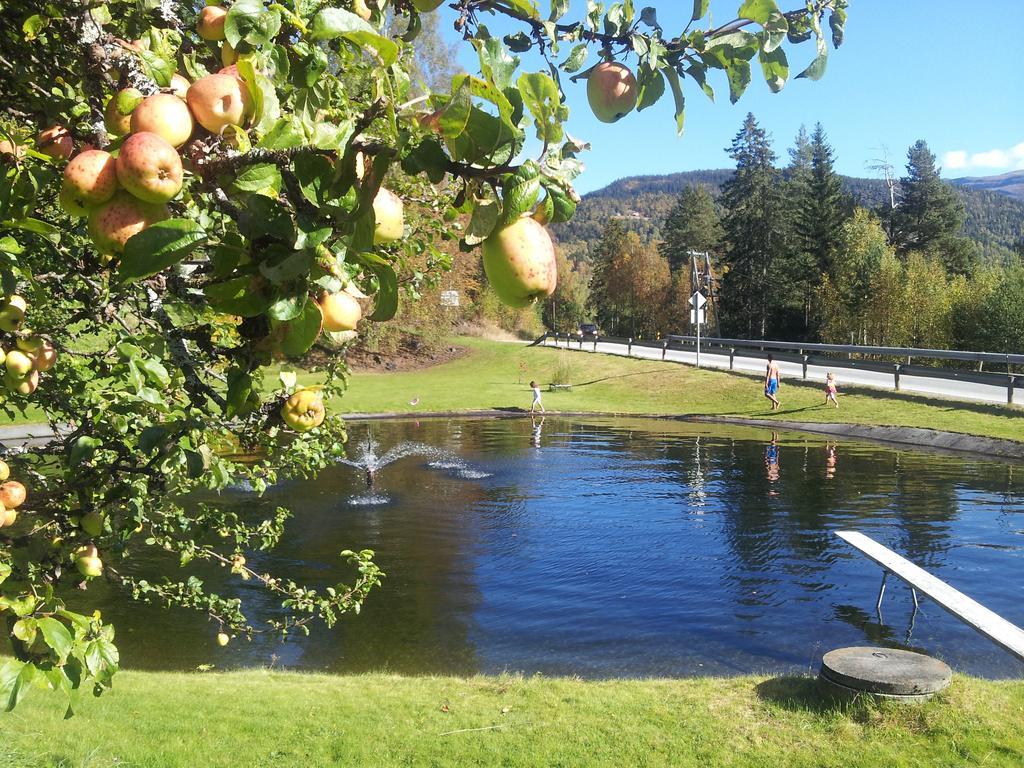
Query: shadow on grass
[[755, 676, 834, 713], [572, 368, 673, 388]]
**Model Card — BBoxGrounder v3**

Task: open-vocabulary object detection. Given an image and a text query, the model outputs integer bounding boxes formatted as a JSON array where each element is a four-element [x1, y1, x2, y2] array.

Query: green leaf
[[738, 0, 780, 25], [232, 163, 282, 194], [205, 277, 273, 317], [758, 45, 788, 93], [225, 0, 282, 48], [691, 0, 708, 21], [309, 8, 399, 65], [562, 44, 589, 74], [268, 291, 306, 322], [829, 8, 847, 48], [138, 357, 171, 388], [225, 368, 255, 417], [0, 659, 35, 712], [120, 219, 207, 282], [725, 57, 752, 103], [272, 299, 323, 356], [22, 14, 48, 40], [549, 0, 570, 21], [138, 50, 174, 87], [259, 247, 314, 284], [464, 198, 499, 246], [662, 66, 686, 136], [0, 561, 10, 585], [549, 190, 577, 224], [258, 116, 306, 149], [500, 176, 541, 225], [635, 65, 665, 111], [37, 618, 73, 663], [517, 72, 565, 145], [367, 264, 398, 322], [796, 52, 828, 81], [293, 153, 334, 207]]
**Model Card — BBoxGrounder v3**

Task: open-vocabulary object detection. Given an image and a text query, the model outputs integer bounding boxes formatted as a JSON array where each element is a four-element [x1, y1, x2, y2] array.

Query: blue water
[[60, 417, 1024, 678]]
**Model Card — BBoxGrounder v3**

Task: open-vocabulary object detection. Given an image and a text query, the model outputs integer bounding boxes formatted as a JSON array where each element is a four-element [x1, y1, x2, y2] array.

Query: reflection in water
[[16, 417, 1024, 679], [531, 415, 544, 448]]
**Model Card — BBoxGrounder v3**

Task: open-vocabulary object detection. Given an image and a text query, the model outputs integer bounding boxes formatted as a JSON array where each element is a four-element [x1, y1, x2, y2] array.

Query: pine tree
[[891, 140, 977, 274], [781, 123, 850, 336], [658, 185, 723, 274], [720, 113, 786, 338]]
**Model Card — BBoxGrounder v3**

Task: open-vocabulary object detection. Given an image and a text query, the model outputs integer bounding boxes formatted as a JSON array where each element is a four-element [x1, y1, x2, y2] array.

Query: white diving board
[[836, 530, 1024, 664]]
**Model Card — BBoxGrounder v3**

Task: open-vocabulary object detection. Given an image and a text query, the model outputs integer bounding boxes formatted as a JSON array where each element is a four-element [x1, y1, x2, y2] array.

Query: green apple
[[17, 335, 57, 371], [0, 459, 9, 482], [197, 5, 228, 40], [4, 369, 39, 395], [4, 349, 33, 377], [79, 511, 105, 536], [74, 544, 103, 579], [586, 61, 638, 123], [221, 41, 238, 66], [0, 506, 16, 528], [280, 389, 326, 432], [372, 187, 404, 244], [217, 632, 230, 646], [0, 295, 27, 332], [104, 88, 143, 137], [318, 291, 362, 332], [116, 132, 184, 203], [482, 216, 558, 308], [169, 73, 191, 100], [130, 92, 194, 148]]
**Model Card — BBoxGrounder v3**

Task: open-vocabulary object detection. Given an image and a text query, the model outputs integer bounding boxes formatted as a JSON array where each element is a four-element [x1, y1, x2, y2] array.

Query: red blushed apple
[[586, 62, 638, 123], [186, 74, 253, 134], [37, 125, 73, 160], [116, 132, 184, 203], [0, 139, 24, 158], [0, 480, 26, 509], [197, 5, 228, 41], [131, 92, 194, 148], [61, 150, 119, 215], [88, 191, 169, 255]]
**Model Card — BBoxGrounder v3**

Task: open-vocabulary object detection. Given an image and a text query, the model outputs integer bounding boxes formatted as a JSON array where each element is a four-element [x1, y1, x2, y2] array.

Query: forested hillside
[[553, 169, 1024, 261]]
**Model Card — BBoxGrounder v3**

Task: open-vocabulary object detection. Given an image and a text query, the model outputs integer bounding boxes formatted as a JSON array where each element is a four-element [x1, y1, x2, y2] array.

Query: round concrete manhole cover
[[820, 646, 952, 697]]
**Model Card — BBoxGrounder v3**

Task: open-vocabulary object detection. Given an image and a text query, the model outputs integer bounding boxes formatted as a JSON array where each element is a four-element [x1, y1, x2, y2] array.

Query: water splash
[[339, 435, 490, 488], [348, 492, 392, 506]]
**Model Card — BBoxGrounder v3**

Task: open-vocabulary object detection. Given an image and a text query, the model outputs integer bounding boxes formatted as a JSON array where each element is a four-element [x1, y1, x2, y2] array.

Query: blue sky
[[434, 1, 1024, 194]]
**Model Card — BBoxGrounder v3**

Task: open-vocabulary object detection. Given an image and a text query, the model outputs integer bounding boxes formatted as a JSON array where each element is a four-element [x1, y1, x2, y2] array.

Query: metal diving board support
[[836, 530, 1024, 663]]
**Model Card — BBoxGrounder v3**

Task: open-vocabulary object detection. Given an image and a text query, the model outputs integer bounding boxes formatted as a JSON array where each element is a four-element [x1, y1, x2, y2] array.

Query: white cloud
[[942, 142, 1024, 172], [943, 150, 967, 169]]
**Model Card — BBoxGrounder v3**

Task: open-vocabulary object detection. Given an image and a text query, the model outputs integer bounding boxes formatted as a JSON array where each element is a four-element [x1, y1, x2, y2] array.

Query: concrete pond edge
[[3, 411, 1022, 461]]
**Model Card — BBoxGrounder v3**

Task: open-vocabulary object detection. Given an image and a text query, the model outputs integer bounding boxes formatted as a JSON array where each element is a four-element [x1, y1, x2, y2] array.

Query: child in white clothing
[[529, 380, 544, 413]]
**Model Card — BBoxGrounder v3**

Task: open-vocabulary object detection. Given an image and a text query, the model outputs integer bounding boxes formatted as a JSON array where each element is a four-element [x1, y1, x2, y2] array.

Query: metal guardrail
[[537, 332, 1023, 405]]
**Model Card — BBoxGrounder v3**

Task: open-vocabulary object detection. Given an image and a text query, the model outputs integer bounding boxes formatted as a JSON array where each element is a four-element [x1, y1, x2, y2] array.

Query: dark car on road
[[578, 323, 600, 338]]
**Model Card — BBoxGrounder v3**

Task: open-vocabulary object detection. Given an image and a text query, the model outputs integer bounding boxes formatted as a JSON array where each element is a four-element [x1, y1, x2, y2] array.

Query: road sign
[[690, 308, 706, 325], [689, 291, 707, 310]]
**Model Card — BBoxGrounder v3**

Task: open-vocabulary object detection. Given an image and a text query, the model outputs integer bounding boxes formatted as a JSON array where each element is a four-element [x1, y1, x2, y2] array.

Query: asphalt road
[[544, 337, 1017, 407]]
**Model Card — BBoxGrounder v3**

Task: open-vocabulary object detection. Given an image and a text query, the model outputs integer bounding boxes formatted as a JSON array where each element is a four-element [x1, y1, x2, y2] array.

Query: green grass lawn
[[334, 337, 1024, 442], [3, 670, 1022, 767]]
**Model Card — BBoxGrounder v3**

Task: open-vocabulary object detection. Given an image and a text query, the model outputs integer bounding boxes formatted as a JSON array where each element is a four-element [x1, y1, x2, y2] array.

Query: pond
[[57, 417, 1024, 678]]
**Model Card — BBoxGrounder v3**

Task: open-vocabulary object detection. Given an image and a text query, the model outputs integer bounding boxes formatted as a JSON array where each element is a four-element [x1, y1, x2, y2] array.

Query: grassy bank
[[336, 337, 1024, 442], [3, 669, 1022, 767]]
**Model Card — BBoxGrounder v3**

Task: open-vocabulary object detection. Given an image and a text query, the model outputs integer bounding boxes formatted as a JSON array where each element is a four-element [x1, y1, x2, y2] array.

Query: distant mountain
[[951, 170, 1024, 201], [553, 169, 1024, 262]]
